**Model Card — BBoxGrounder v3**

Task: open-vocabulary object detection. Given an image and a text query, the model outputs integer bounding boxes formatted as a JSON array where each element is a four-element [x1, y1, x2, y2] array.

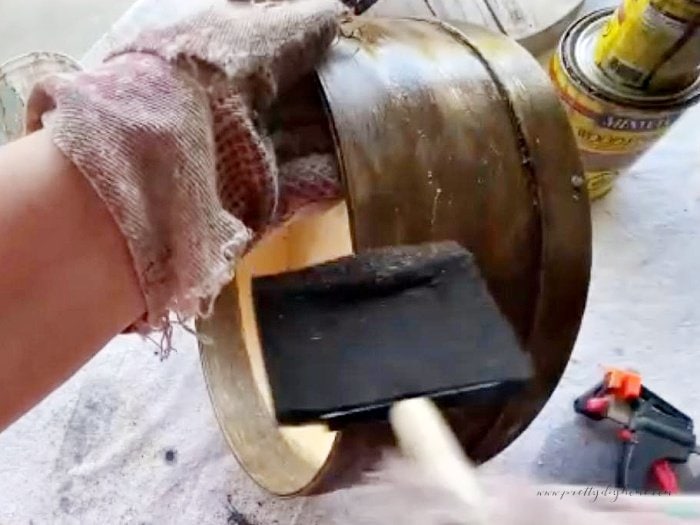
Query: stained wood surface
[[365, 0, 585, 55]]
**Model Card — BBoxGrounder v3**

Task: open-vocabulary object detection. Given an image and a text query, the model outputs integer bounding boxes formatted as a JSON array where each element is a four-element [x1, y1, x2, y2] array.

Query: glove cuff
[[26, 53, 253, 335]]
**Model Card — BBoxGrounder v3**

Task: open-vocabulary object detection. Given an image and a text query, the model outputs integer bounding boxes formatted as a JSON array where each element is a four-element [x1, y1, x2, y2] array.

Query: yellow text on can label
[[594, 0, 700, 92]]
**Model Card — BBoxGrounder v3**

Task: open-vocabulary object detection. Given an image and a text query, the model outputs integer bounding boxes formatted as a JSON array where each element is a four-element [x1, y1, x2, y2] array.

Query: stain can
[[594, 0, 700, 93], [550, 8, 700, 200]]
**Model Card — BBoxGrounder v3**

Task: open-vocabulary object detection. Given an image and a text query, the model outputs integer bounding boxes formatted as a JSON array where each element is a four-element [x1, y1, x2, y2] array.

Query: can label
[[587, 170, 618, 199], [550, 55, 678, 154], [550, 51, 679, 199], [594, 0, 700, 92]]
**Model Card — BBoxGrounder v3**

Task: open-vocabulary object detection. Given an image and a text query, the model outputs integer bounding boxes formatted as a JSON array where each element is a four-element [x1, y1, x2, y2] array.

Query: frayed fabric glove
[[26, 0, 344, 334]]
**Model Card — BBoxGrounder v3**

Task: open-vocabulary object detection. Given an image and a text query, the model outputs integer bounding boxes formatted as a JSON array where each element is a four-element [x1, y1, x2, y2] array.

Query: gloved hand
[[313, 398, 698, 524], [25, 0, 344, 336], [321, 456, 698, 524]]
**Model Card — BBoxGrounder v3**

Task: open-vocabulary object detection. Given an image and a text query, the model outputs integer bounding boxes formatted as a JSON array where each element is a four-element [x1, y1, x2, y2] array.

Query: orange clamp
[[604, 368, 642, 401]]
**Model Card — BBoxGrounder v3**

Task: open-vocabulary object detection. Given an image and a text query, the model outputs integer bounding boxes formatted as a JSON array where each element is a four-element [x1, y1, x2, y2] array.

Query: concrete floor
[[0, 0, 135, 63], [3, 0, 700, 523]]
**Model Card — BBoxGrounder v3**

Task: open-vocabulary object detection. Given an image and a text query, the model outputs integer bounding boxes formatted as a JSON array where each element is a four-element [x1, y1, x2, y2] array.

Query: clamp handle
[[618, 432, 686, 492], [617, 393, 695, 492], [574, 370, 697, 492]]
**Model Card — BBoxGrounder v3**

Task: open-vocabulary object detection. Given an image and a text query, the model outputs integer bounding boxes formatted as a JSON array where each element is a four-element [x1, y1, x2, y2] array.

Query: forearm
[[0, 0, 340, 432], [0, 130, 145, 431]]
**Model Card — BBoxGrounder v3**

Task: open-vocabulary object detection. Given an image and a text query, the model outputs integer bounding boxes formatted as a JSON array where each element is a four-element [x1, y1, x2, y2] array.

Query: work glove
[[322, 456, 698, 524], [314, 398, 698, 524], [25, 0, 344, 337]]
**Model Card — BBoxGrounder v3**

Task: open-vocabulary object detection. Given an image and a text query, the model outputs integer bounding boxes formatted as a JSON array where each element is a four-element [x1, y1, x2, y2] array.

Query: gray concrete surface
[[2, 0, 700, 523], [0, 0, 135, 63]]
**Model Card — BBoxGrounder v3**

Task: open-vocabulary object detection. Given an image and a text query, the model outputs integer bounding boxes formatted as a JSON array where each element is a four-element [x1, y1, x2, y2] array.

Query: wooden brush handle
[[390, 397, 488, 522]]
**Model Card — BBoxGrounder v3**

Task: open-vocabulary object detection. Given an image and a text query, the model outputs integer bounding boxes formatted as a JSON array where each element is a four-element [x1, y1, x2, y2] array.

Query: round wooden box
[[198, 17, 591, 496]]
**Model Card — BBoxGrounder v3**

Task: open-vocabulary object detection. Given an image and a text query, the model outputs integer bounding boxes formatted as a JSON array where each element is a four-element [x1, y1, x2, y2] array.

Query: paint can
[[594, 0, 700, 93], [550, 8, 700, 200], [0, 52, 81, 145]]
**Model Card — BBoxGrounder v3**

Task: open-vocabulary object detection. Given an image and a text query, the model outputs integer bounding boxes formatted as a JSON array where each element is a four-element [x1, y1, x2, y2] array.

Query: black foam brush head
[[252, 241, 533, 428]]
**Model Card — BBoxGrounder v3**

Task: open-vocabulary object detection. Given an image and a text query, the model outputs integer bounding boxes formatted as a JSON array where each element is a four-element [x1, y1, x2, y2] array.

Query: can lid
[[0, 51, 81, 145], [561, 9, 700, 109]]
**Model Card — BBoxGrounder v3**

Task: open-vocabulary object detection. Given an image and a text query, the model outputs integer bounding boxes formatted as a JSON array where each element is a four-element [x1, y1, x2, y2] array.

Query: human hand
[[26, 0, 345, 334], [316, 399, 700, 524], [322, 459, 700, 524]]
